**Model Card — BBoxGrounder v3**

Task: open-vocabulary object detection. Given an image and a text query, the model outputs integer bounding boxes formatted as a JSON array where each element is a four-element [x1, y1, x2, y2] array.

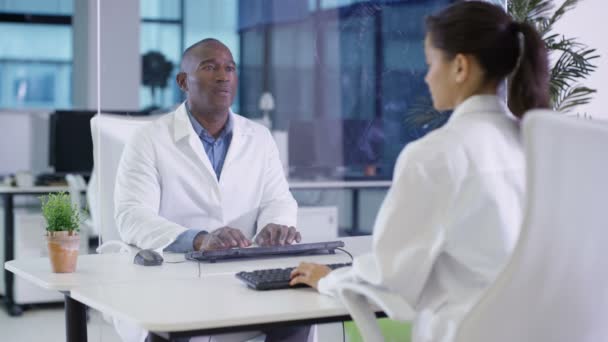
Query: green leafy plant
[[39, 192, 80, 233], [403, 96, 450, 140], [405, 0, 598, 133], [508, 0, 599, 112]]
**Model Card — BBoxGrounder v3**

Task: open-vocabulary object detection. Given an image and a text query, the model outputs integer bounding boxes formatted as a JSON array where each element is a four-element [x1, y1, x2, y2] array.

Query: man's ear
[[176, 72, 188, 92], [453, 53, 469, 84]]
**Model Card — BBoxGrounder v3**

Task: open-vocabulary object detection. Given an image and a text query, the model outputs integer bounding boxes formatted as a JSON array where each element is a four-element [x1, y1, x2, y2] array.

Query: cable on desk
[[336, 247, 353, 262]]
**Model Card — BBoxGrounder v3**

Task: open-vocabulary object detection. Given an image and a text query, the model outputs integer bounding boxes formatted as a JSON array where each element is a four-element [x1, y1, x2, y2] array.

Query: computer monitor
[[48, 109, 153, 176], [48, 110, 97, 175]]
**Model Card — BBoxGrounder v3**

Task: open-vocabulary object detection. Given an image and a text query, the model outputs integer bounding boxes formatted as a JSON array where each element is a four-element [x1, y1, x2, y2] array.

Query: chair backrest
[[456, 111, 608, 342], [89, 114, 156, 246]]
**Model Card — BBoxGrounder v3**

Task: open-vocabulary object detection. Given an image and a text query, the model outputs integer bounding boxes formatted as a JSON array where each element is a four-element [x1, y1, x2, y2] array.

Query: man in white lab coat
[[114, 38, 309, 342]]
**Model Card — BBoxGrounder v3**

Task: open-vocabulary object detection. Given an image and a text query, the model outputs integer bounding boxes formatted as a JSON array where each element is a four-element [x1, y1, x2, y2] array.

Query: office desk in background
[[289, 180, 391, 235], [0, 185, 71, 316], [5, 236, 374, 342]]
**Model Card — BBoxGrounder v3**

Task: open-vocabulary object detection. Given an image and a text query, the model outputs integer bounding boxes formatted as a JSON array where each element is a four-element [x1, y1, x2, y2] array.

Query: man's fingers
[[255, 235, 265, 246], [228, 229, 250, 247], [255, 230, 270, 246], [278, 226, 289, 245], [295, 231, 302, 243], [286, 227, 297, 244], [268, 226, 279, 245], [218, 230, 238, 247], [206, 236, 226, 250]]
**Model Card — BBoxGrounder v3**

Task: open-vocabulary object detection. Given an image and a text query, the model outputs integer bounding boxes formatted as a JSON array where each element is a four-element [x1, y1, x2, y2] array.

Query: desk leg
[[65, 295, 87, 342], [350, 189, 360, 235], [3, 193, 22, 316]]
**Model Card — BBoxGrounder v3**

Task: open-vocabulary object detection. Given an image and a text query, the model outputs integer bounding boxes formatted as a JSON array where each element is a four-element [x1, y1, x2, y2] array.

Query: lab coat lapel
[[172, 103, 218, 183], [222, 113, 252, 174]]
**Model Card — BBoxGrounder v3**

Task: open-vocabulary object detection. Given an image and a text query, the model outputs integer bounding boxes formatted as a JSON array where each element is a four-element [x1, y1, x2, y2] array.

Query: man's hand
[[255, 224, 302, 246], [195, 227, 252, 251], [289, 262, 332, 289]]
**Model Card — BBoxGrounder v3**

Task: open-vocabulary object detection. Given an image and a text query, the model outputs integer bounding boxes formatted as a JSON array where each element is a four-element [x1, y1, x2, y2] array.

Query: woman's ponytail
[[508, 21, 550, 118]]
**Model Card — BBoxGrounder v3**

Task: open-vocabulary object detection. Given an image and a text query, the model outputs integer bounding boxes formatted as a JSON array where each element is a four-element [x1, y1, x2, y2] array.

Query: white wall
[[73, 0, 140, 111], [553, 0, 608, 120]]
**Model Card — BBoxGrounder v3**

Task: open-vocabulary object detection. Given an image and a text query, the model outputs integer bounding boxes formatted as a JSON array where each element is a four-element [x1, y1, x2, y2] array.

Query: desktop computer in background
[[48, 110, 97, 178], [43, 109, 148, 184]]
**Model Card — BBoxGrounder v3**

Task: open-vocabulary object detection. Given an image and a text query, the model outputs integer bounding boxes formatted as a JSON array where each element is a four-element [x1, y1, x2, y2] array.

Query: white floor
[[0, 303, 122, 342]]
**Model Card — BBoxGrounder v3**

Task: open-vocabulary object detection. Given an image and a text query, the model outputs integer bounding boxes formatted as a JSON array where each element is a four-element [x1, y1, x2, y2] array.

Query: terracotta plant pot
[[47, 231, 80, 273]]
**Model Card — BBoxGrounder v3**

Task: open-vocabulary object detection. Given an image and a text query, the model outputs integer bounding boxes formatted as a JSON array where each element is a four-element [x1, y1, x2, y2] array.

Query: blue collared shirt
[[165, 106, 233, 252], [186, 107, 234, 180]]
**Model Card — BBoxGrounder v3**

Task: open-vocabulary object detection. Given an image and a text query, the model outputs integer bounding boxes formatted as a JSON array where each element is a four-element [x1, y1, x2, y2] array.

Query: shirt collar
[[450, 95, 511, 121], [185, 104, 233, 143]]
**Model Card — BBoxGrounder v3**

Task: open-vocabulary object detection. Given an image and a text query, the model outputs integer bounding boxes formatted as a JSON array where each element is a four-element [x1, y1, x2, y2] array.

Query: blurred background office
[[0, 0, 606, 340], [1, 0, 470, 237]]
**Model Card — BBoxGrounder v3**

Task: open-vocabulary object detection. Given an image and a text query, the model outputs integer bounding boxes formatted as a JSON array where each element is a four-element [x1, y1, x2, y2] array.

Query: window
[[137, 0, 454, 179], [139, 0, 239, 111], [239, 0, 452, 178], [0, 1, 73, 109]]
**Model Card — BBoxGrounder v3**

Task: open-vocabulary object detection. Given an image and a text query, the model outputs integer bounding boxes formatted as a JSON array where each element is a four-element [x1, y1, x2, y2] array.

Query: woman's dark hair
[[425, 1, 549, 118]]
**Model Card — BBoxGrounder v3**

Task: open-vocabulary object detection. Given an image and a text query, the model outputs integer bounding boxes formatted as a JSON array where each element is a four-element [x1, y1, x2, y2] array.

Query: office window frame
[[0, 10, 73, 109]]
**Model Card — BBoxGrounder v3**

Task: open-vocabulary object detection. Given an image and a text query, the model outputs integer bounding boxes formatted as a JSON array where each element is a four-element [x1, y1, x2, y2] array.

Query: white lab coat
[[114, 103, 298, 250], [112, 104, 298, 342], [318, 95, 525, 342]]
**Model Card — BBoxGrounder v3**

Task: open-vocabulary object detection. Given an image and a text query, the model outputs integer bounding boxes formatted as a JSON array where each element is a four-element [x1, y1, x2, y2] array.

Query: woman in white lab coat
[[290, 2, 550, 341]]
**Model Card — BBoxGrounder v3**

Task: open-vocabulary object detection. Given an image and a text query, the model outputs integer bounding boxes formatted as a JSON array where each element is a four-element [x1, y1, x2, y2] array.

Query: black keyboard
[[236, 263, 352, 290], [186, 241, 344, 263]]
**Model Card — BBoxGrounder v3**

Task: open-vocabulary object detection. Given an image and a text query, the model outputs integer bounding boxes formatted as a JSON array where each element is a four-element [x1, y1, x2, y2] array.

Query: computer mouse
[[133, 249, 164, 266]]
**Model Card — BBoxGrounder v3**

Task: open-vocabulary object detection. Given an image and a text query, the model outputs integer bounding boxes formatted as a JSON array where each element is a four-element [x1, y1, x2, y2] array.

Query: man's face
[[179, 42, 238, 115]]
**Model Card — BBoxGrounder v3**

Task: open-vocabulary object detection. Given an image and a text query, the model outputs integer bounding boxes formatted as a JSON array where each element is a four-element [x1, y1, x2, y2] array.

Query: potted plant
[[39, 192, 80, 273]]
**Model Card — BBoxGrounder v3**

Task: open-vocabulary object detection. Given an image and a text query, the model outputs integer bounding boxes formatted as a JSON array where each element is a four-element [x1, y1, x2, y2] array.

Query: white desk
[[73, 275, 366, 341], [0, 185, 70, 316], [5, 236, 371, 291], [0, 185, 70, 194], [5, 236, 373, 342]]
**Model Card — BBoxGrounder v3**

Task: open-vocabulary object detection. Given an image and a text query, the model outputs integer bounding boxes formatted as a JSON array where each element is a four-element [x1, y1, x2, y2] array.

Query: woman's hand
[[289, 262, 332, 289]]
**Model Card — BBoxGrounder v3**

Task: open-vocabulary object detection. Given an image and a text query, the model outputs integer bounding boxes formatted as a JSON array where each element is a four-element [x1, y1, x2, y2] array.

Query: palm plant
[[405, 0, 599, 133], [403, 95, 450, 140], [508, 0, 599, 112]]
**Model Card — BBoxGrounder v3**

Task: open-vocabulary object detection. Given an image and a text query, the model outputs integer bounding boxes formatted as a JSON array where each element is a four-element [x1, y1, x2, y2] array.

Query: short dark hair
[[425, 1, 549, 118], [180, 38, 228, 71]]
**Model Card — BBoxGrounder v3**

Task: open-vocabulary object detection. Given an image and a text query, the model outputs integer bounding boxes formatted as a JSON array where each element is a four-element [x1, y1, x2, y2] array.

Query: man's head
[[176, 38, 238, 117]]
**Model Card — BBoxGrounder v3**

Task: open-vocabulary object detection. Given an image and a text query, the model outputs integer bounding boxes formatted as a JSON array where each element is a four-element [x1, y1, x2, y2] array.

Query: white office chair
[[89, 114, 160, 342], [454, 111, 608, 342], [89, 114, 156, 253], [65, 173, 92, 252]]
